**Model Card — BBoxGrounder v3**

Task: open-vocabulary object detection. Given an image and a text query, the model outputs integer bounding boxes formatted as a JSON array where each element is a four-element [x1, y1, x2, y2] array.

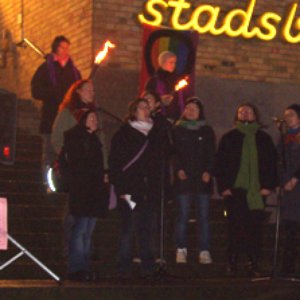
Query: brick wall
[[92, 0, 300, 83], [1, 0, 300, 134]]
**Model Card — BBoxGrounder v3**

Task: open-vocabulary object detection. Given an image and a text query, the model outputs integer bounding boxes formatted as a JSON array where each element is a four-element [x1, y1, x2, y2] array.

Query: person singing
[[215, 103, 277, 277], [280, 104, 300, 275]]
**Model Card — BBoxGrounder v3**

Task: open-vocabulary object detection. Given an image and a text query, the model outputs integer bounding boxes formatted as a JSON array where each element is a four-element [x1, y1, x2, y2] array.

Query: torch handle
[[89, 64, 99, 79]]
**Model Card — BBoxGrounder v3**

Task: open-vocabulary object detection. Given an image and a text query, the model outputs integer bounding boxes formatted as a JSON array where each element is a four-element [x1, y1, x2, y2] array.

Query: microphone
[[272, 117, 286, 123]]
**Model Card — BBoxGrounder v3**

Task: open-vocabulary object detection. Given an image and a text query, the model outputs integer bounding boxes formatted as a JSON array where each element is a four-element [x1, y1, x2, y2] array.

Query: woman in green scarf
[[215, 103, 277, 277]]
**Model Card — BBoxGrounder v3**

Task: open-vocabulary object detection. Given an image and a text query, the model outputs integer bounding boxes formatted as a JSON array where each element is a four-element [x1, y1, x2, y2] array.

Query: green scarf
[[176, 119, 205, 130], [234, 121, 264, 210]]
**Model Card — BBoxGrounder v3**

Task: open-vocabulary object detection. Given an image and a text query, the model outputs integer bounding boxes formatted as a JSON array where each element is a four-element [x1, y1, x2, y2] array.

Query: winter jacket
[[173, 124, 216, 194], [63, 124, 107, 217], [215, 128, 277, 195], [108, 123, 161, 208], [31, 55, 81, 134]]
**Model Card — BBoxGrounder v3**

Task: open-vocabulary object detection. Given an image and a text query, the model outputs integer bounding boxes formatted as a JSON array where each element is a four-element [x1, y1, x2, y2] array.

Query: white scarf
[[129, 119, 153, 136]]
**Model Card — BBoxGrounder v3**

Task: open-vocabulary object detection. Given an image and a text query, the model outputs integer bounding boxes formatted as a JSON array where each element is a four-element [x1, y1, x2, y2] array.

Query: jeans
[[68, 217, 97, 273], [118, 200, 155, 273], [176, 193, 211, 251]]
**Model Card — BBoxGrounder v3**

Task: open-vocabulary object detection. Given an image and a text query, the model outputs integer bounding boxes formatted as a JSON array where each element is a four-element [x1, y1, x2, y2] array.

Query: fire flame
[[94, 40, 116, 64], [175, 77, 189, 91]]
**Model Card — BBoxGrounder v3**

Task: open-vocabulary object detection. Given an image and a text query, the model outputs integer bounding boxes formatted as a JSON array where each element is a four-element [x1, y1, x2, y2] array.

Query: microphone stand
[[154, 116, 183, 281], [95, 106, 123, 124]]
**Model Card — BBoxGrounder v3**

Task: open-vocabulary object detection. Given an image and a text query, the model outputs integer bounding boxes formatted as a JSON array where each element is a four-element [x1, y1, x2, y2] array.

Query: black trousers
[[282, 220, 299, 272], [225, 188, 265, 260], [118, 198, 156, 273]]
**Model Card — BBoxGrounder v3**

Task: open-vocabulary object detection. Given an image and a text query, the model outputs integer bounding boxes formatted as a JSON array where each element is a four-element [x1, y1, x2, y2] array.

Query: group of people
[[30, 36, 300, 282]]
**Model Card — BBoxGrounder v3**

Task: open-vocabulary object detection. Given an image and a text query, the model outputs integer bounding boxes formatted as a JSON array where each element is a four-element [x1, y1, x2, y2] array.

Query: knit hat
[[158, 51, 176, 68], [287, 104, 300, 118], [185, 97, 205, 120]]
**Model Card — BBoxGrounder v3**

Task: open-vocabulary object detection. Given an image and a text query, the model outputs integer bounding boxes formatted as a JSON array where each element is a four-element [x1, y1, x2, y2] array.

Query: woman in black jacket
[[173, 97, 215, 264], [215, 103, 277, 277], [63, 109, 107, 281], [109, 98, 161, 276]]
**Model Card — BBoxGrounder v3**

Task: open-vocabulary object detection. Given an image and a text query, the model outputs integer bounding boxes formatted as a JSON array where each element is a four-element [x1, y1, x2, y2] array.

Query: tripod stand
[[0, 234, 60, 283], [0, 197, 60, 282]]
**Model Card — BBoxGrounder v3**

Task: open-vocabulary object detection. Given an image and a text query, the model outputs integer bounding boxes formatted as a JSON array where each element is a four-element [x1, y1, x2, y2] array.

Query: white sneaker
[[199, 250, 212, 264], [176, 248, 187, 263]]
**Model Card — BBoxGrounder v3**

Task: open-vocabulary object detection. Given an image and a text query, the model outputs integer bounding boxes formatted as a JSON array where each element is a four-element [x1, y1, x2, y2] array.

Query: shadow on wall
[[196, 77, 300, 143]]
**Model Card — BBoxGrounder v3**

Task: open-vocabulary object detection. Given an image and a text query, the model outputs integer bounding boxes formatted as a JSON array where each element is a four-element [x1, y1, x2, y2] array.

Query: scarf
[[176, 119, 206, 130], [284, 127, 300, 145], [46, 53, 81, 87], [129, 119, 153, 136], [234, 121, 264, 210]]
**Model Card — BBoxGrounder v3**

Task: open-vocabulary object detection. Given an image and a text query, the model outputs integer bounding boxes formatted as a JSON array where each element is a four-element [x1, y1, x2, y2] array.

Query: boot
[[227, 254, 238, 277], [247, 255, 261, 278], [281, 250, 296, 275]]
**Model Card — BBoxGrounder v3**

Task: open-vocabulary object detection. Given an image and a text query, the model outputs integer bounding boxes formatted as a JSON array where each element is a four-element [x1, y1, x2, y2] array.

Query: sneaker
[[199, 250, 212, 264], [176, 248, 187, 263]]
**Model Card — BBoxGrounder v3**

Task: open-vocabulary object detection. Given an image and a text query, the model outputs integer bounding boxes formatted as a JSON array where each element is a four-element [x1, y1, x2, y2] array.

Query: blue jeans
[[176, 193, 211, 251], [68, 217, 97, 273]]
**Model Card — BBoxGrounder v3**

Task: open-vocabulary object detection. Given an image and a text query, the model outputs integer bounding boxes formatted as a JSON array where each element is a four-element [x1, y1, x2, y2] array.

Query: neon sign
[[138, 0, 300, 43]]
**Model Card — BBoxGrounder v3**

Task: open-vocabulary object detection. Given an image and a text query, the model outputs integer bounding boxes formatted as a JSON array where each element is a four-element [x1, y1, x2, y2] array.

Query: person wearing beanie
[[280, 104, 300, 275], [173, 97, 215, 265], [215, 103, 277, 278], [145, 51, 190, 122], [63, 109, 107, 281], [31, 35, 81, 187]]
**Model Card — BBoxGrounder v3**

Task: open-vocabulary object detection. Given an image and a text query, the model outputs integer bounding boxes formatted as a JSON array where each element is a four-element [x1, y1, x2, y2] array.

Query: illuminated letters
[[138, 0, 168, 26], [138, 0, 300, 44]]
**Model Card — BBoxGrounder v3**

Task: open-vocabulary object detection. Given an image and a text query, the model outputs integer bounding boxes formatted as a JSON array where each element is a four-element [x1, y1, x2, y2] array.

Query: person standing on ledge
[[145, 51, 186, 123], [31, 35, 81, 186]]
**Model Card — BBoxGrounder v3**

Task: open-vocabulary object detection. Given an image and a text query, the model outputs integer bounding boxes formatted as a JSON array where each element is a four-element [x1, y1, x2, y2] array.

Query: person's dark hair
[[184, 96, 205, 120], [126, 98, 148, 122], [51, 35, 70, 53], [141, 90, 161, 103], [286, 104, 300, 119], [76, 109, 97, 129], [59, 79, 94, 113], [234, 102, 261, 124]]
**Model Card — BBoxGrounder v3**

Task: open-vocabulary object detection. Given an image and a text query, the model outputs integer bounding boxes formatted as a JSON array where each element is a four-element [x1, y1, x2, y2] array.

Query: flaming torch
[[89, 40, 116, 79], [174, 77, 189, 94]]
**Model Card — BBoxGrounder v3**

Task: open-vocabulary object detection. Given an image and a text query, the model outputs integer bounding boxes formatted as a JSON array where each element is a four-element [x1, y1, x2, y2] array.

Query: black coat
[[173, 124, 216, 194], [108, 123, 161, 208], [214, 128, 277, 195], [63, 125, 107, 217], [31, 56, 81, 134]]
